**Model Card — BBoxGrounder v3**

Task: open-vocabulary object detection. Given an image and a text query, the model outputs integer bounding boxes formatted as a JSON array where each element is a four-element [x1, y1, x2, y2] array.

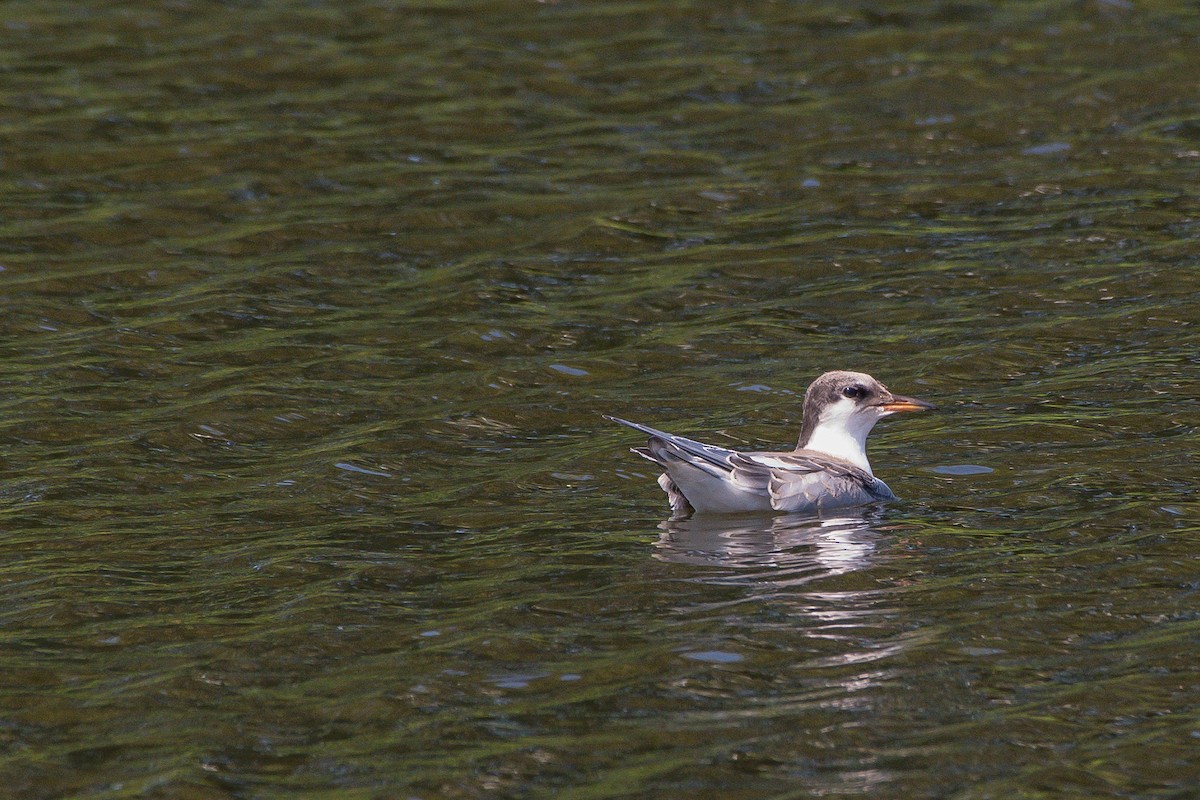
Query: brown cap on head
[[798, 371, 935, 447]]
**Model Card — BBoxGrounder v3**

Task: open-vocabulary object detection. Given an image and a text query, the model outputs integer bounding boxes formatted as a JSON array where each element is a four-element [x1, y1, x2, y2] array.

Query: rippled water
[[1, 1, 1199, 797]]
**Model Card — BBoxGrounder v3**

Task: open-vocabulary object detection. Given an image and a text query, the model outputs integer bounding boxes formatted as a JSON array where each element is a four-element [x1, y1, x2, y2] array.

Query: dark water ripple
[[0, 0, 1198, 798]]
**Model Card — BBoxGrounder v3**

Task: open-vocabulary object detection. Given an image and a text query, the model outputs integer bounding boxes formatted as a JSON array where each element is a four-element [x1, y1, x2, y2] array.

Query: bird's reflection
[[654, 509, 883, 582], [647, 512, 924, 795], [653, 508, 915, 698]]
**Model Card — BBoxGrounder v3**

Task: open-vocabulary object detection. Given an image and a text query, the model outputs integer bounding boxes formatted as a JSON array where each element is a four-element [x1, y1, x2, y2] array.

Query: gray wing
[[606, 416, 759, 516], [730, 450, 895, 513], [606, 417, 893, 516], [604, 416, 738, 478]]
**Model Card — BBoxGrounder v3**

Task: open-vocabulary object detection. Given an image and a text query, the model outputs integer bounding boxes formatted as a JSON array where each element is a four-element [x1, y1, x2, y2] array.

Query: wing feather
[[608, 417, 897, 516], [731, 450, 894, 513], [606, 416, 737, 473]]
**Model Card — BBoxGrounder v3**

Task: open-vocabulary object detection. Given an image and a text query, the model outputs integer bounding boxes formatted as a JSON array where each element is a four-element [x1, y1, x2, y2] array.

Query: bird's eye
[[842, 385, 865, 399]]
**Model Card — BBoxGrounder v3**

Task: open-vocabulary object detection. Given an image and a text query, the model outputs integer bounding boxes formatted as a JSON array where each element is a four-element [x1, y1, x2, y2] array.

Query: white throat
[[802, 403, 880, 473]]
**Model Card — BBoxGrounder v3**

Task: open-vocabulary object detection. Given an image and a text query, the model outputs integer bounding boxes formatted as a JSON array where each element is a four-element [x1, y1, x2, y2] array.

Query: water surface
[[1, 1, 1198, 797]]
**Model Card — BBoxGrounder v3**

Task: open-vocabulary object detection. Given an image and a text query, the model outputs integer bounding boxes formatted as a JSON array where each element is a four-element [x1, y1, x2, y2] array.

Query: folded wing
[[606, 416, 746, 515], [607, 416, 895, 516], [730, 451, 894, 513]]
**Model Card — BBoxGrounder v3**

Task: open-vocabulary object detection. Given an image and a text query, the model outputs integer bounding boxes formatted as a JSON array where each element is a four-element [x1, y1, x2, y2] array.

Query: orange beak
[[879, 394, 937, 413]]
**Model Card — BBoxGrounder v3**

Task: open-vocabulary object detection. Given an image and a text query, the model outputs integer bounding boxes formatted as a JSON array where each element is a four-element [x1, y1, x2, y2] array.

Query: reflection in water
[[655, 509, 882, 577], [652, 510, 915, 796], [655, 508, 915, 667]]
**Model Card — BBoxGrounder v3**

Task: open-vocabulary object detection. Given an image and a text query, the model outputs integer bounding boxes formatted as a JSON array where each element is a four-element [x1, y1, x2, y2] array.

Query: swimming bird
[[607, 370, 935, 517]]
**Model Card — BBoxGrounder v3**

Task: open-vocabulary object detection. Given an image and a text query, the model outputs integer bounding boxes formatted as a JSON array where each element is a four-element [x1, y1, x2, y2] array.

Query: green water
[[1, 1, 1198, 797]]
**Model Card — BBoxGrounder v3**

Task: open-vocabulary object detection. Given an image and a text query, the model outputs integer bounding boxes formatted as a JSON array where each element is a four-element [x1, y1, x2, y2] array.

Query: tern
[[608, 370, 935, 517]]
